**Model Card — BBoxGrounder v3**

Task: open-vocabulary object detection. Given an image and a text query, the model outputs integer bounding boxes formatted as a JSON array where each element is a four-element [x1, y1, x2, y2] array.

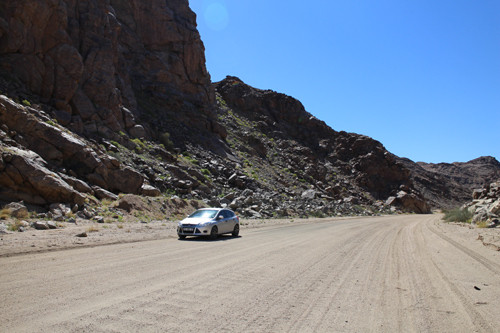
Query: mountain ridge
[[0, 0, 498, 217]]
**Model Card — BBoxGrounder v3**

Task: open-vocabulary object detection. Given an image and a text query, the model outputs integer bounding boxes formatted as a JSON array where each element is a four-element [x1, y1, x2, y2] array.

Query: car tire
[[178, 234, 186, 240], [232, 224, 239, 237], [209, 226, 218, 239]]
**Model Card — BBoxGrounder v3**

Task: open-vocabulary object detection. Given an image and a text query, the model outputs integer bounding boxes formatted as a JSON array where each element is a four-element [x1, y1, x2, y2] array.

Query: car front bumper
[[177, 224, 212, 236]]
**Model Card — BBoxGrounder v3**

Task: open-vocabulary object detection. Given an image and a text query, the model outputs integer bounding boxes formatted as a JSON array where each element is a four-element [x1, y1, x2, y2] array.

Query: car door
[[216, 210, 229, 233], [225, 210, 237, 232], [220, 210, 236, 233]]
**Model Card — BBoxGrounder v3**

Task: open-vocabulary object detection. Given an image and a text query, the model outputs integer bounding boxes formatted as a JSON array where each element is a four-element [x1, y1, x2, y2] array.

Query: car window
[[189, 210, 218, 219], [225, 210, 235, 218]]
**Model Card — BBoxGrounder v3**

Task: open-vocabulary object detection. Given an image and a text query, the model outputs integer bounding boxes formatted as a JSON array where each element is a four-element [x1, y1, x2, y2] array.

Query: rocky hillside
[[0, 0, 495, 219], [398, 157, 500, 209], [463, 179, 500, 226], [418, 157, 500, 189]]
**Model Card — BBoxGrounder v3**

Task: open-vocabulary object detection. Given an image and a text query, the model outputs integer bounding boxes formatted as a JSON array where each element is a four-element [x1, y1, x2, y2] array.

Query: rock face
[[462, 180, 500, 226], [398, 156, 500, 209], [0, 95, 146, 205], [418, 157, 500, 190], [0, 0, 215, 140], [214, 76, 430, 213]]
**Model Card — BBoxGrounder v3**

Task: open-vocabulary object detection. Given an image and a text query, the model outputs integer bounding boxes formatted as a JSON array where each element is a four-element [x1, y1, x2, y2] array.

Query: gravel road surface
[[1, 214, 499, 332]]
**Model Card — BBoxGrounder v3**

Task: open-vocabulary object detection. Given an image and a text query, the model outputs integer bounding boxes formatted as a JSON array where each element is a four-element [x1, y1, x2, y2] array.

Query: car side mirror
[[217, 215, 224, 220]]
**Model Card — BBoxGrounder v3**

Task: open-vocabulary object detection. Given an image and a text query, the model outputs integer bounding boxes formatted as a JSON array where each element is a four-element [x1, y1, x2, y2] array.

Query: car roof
[[197, 208, 233, 212]]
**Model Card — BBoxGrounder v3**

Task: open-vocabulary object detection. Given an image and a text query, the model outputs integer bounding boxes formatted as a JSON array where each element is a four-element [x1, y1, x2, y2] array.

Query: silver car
[[177, 208, 240, 239]]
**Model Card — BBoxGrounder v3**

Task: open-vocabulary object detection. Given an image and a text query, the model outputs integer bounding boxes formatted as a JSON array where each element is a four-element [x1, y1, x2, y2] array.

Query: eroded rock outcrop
[[398, 156, 500, 209], [463, 180, 500, 226], [0, 0, 216, 140], [215, 76, 430, 213], [0, 95, 146, 205]]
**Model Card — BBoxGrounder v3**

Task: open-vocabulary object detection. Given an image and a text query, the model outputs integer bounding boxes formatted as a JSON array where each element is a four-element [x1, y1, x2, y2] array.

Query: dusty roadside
[[1, 213, 499, 257], [0, 215, 345, 257], [1, 214, 499, 332]]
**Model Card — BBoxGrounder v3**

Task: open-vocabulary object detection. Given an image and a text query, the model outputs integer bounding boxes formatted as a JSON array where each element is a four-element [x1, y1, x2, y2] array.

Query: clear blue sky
[[190, 0, 500, 164]]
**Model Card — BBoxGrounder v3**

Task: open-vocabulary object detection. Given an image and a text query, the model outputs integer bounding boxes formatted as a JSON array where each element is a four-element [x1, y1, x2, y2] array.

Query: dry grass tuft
[[0, 208, 12, 220], [86, 224, 99, 232], [476, 221, 489, 228]]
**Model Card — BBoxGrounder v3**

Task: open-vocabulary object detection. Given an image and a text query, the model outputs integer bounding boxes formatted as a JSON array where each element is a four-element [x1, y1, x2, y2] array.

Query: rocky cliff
[[398, 156, 500, 209], [0, 0, 496, 218], [463, 179, 500, 226], [0, 0, 219, 142]]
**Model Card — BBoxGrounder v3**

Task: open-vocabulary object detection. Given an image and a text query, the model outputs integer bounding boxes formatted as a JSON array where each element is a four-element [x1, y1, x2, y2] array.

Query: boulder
[[49, 203, 71, 216], [129, 125, 146, 139], [47, 221, 58, 229], [4, 201, 28, 218], [489, 200, 500, 215], [117, 194, 144, 212], [106, 167, 143, 194], [396, 191, 430, 214], [92, 186, 119, 201], [0, 147, 85, 205], [141, 184, 161, 197], [33, 221, 49, 230], [0, 223, 9, 234]]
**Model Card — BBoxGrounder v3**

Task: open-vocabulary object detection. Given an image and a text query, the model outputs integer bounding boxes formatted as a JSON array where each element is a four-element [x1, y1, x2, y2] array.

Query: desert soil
[[1, 214, 499, 332]]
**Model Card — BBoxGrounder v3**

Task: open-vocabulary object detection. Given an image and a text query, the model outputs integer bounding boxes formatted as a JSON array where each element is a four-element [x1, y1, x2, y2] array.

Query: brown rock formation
[[215, 76, 430, 213], [0, 0, 215, 140], [398, 156, 500, 209], [0, 95, 144, 205]]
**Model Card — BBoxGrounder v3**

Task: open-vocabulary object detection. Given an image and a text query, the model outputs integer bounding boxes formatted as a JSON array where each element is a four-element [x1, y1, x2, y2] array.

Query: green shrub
[[107, 151, 122, 162], [159, 132, 174, 152], [22, 99, 31, 107], [442, 207, 473, 223], [216, 95, 227, 107], [477, 221, 488, 228], [131, 138, 145, 148]]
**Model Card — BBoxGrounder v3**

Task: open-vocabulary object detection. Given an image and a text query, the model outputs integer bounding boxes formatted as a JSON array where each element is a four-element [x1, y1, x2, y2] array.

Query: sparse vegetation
[[442, 207, 473, 223], [216, 94, 227, 107], [0, 208, 12, 220], [7, 220, 25, 231], [476, 221, 489, 228], [159, 132, 175, 152], [86, 224, 99, 232]]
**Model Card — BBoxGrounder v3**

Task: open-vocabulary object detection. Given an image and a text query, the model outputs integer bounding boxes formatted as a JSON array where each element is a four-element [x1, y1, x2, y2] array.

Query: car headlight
[[198, 221, 213, 227]]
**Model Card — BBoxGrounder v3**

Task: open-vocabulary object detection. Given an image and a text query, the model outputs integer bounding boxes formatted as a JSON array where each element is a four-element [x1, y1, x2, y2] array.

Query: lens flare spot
[[204, 3, 229, 31]]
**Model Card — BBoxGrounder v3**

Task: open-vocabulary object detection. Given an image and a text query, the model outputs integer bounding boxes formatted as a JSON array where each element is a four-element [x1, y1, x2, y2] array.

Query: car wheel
[[209, 226, 218, 239], [232, 224, 239, 237], [178, 234, 186, 240]]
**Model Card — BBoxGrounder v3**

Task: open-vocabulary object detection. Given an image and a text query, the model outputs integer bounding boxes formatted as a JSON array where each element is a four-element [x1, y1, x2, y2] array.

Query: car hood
[[179, 218, 215, 225]]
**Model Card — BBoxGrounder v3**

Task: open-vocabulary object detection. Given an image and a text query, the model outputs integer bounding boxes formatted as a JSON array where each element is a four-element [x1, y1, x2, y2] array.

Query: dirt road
[[1, 214, 499, 332]]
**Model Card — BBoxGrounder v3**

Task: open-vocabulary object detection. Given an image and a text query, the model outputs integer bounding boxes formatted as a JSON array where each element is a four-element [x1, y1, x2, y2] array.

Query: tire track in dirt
[[287, 221, 401, 332], [417, 219, 495, 332], [428, 222, 500, 276], [1, 215, 499, 332]]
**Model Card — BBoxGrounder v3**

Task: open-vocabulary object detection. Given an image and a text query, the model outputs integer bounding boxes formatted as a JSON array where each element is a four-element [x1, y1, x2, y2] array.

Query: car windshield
[[188, 209, 218, 219]]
